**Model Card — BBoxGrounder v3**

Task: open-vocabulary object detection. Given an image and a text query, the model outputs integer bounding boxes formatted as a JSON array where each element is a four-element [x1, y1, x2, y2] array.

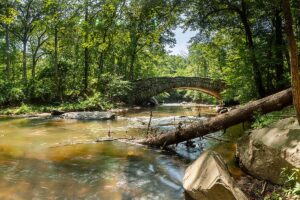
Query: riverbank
[[0, 102, 217, 117], [0, 101, 112, 115]]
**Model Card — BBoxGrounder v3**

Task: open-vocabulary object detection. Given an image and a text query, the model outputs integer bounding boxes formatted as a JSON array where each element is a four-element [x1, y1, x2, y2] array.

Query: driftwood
[[136, 89, 293, 147], [146, 110, 153, 134]]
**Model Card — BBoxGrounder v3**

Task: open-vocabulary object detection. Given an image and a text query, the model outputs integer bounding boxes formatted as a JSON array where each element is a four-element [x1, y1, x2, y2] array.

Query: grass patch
[[0, 95, 115, 115], [252, 106, 296, 129]]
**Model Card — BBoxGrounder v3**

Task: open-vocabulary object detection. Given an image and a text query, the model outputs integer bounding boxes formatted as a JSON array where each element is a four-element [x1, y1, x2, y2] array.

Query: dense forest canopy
[[0, 0, 299, 107]]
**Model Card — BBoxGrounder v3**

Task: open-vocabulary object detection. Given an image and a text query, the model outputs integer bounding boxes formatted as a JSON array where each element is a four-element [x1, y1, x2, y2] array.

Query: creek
[[0, 104, 245, 199]]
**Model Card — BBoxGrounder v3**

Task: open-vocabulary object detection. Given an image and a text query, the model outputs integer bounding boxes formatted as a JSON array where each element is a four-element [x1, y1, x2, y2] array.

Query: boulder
[[237, 126, 300, 185], [183, 151, 248, 200], [60, 111, 115, 120], [51, 110, 65, 116]]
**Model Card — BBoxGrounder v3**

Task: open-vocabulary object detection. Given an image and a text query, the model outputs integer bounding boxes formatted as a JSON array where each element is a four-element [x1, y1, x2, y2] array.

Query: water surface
[[0, 104, 243, 199]]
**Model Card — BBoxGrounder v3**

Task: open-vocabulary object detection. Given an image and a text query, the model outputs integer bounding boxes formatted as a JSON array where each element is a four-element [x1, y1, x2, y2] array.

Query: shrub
[[0, 81, 25, 105], [98, 73, 132, 102], [15, 103, 32, 114], [264, 168, 300, 200], [79, 92, 113, 110], [281, 168, 300, 198]]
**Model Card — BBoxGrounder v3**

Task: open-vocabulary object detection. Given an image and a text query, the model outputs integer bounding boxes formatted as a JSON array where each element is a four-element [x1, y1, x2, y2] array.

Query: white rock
[[61, 111, 115, 120], [237, 127, 300, 184], [183, 151, 247, 200]]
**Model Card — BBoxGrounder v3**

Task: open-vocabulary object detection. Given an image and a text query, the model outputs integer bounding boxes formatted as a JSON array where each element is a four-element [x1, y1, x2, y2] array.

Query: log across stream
[[136, 89, 293, 147]]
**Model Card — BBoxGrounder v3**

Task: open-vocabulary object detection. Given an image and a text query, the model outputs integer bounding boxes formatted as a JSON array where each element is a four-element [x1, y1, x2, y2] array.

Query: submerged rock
[[183, 151, 247, 200], [237, 125, 300, 184], [60, 111, 115, 120]]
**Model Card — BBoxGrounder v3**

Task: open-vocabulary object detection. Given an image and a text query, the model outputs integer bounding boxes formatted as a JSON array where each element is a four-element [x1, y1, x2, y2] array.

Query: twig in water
[[146, 110, 153, 135]]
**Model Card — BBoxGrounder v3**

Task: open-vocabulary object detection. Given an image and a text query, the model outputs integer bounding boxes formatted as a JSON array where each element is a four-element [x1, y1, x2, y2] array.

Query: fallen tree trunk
[[137, 88, 293, 147]]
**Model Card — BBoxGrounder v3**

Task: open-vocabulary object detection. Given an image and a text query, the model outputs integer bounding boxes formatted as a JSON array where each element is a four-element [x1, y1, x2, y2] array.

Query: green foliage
[[77, 92, 113, 111], [0, 81, 25, 105], [265, 168, 300, 200], [0, 0, 182, 108], [0, 98, 113, 115], [252, 113, 277, 129], [264, 192, 283, 200], [184, 90, 217, 104], [155, 92, 170, 103], [0, 0, 298, 109], [98, 73, 132, 101], [281, 168, 300, 197], [252, 107, 295, 129], [14, 103, 32, 115]]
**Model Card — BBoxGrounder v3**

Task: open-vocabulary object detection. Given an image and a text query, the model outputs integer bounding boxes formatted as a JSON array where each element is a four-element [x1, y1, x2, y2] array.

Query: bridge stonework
[[127, 77, 225, 105]]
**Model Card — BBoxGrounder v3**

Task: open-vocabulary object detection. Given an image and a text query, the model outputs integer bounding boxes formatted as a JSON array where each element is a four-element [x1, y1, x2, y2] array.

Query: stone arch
[[127, 77, 225, 104]]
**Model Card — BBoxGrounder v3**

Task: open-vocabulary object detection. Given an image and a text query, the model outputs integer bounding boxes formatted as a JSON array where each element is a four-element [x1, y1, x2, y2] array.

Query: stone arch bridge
[[127, 77, 225, 105]]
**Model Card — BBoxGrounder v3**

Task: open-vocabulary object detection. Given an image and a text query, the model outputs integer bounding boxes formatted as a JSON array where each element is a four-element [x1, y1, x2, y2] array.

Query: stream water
[[0, 104, 245, 200]]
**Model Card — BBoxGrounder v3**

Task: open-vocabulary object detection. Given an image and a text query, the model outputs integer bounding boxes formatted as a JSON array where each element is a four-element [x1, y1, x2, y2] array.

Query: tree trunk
[[98, 52, 105, 74], [54, 26, 61, 100], [5, 25, 10, 80], [266, 35, 274, 92], [274, 10, 285, 90], [285, 47, 291, 71], [54, 27, 58, 78], [239, 0, 265, 97], [84, 47, 89, 93], [12, 59, 15, 80], [32, 46, 37, 80], [137, 88, 293, 147], [31, 30, 47, 80], [32, 57, 36, 79], [83, 0, 89, 93], [129, 32, 138, 80], [98, 32, 107, 75], [74, 41, 79, 88], [282, 0, 300, 124], [22, 37, 28, 83], [129, 52, 136, 80]]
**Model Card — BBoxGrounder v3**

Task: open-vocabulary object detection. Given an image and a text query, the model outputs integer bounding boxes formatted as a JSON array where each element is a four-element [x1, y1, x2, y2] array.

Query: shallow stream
[[0, 104, 245, 199]]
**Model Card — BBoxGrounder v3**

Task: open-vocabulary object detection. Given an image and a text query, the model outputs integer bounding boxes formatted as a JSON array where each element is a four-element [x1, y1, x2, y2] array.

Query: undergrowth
[[0, 93, 114, 115], [252, 106, 296, 129]]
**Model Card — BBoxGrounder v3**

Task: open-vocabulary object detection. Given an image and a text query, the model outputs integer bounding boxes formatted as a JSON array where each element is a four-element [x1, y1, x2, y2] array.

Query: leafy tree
[[0, 0, 18, 80], [0, 0, 298, 108]]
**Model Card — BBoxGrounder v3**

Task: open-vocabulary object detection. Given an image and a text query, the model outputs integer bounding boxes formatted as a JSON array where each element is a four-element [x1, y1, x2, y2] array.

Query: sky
[[166, 27, 197, 56]]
